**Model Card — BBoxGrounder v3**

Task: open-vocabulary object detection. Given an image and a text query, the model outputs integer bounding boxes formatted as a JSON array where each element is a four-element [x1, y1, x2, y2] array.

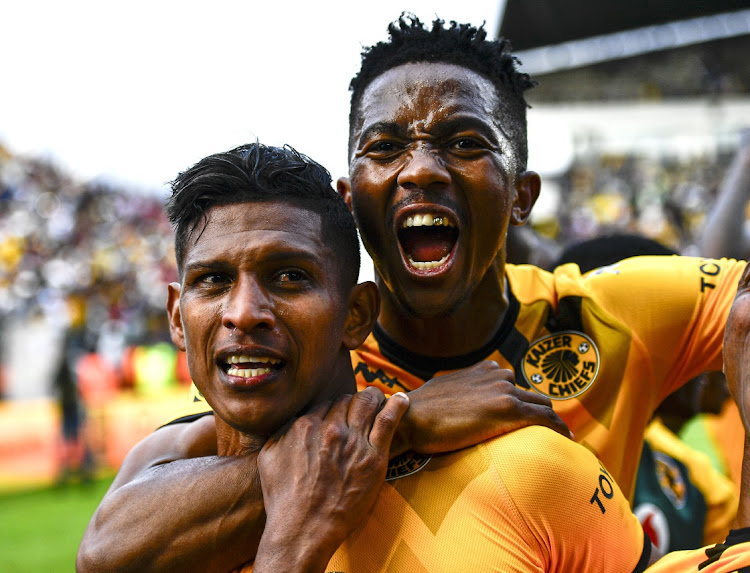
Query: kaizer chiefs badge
[[386, 451, 431, 481], [522, 331, 599, 400]]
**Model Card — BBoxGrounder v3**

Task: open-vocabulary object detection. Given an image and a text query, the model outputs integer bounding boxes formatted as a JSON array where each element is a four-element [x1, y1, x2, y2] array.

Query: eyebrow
[[356, 121, 407, 148], [184, 247, 325, 274], [357, 115, 503, 147]]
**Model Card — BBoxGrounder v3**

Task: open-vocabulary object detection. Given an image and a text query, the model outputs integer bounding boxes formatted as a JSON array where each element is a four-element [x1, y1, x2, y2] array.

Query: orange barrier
[[0, 389, 189, 492]]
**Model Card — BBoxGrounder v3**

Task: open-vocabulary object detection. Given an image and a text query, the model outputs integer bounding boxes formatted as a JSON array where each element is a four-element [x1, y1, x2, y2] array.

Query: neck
[[376, 258, 510, 357], [216, 358, 358, 457]]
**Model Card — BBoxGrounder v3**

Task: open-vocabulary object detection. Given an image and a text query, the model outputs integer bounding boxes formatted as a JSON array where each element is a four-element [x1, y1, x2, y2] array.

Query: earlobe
[[511, 171, 541, 226], [167, 282, 186, 352], [336, 177, 353, 211], [342, 282, 380, 350]]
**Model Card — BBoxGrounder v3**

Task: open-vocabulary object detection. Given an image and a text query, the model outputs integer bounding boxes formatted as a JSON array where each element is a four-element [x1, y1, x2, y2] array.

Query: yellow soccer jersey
[[645, 528, 750, 572], [238, 426, 650, 573], [351, 256, 746, 502]]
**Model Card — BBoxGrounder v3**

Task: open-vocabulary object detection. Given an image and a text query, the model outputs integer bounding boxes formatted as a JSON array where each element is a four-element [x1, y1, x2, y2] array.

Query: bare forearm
[[253, 525, 338, 573], [77, 455, 265, 573], [700, 142, 750, 259]]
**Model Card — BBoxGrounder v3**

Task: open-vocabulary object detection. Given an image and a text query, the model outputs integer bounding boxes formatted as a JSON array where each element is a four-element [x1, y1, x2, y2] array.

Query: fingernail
[[393, 392, 409, 402]]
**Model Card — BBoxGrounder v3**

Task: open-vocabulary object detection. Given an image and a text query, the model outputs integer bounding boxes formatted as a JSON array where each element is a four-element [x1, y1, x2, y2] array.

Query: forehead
[[354, 62, 500, 132], [185, 202, 329, 263]]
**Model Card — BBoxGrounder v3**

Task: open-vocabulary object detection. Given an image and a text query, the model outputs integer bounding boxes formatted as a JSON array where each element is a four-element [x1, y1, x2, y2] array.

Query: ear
[[336, 177, 353, 211], [342, 281, 380, 350], [167, 282, 186, 352], [511, 171, 541, 226]]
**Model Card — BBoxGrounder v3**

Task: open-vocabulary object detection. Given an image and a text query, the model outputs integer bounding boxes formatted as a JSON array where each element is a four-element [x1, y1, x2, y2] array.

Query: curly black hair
[[348, 13, 536, 169], [167, 142, 360, 287]]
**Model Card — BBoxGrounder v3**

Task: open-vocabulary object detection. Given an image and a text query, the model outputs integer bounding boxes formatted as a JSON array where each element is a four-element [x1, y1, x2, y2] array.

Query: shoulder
[[484, 425, 604, 484], [483, 426, 628, 524], [482, 427, 648, 571]]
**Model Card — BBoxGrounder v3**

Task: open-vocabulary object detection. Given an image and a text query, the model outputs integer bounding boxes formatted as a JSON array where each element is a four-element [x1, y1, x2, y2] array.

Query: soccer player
[[162, 141, 653, 572], [78, 14, 748, 571]]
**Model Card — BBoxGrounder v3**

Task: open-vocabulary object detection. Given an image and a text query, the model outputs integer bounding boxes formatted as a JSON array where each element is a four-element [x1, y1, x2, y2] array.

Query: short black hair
[[348, 13, 536, 169], [166, 142, 360, 288]]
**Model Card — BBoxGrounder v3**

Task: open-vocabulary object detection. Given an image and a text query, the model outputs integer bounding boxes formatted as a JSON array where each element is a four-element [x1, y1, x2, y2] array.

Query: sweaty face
[[168, 202, 351, 437], [346, 63, 522, 318]]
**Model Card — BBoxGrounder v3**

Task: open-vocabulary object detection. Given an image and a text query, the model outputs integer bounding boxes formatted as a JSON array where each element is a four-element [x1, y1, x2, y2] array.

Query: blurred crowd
[[0, 143, 180, 397], [535, 146, 742, 256]]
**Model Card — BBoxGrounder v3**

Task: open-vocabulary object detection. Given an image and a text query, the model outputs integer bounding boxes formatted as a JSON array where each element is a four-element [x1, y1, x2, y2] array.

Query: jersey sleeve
[[487, 426, 650, 572], [581, 256, 746, 402], [645, 528, 750, 572], [160, 381, 213, 427]]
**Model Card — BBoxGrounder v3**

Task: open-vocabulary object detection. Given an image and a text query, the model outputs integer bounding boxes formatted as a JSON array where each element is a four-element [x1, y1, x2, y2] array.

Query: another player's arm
[[388, 361, 571, 457], [76, 415, 266, 573], [698, 132, 750, 260]]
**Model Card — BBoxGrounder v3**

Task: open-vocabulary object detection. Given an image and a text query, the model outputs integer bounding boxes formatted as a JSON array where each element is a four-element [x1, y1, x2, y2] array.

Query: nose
[[221, 277, 276, 333], [397, 147, 451, 191]]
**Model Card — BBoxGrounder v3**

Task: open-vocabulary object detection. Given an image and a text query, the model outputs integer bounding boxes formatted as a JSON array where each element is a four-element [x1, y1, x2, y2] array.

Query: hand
[[254, 388, 409, 572], [394, 360, 571, 456]]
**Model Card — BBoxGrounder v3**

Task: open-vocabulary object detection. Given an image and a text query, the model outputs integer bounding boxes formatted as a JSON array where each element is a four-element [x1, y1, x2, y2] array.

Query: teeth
[[226, 355, 281, 365], [227, 366, 272, 378], [407, 253, 450, 269], [403, 213, 452, 228]]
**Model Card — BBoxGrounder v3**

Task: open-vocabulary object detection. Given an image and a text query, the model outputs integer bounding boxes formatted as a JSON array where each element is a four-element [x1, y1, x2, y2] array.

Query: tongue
[[399, 228, 456, 263]]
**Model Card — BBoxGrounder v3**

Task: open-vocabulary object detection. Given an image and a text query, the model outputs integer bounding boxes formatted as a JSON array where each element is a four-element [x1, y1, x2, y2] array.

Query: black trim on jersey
[[160, 411, 214, 428], [632, 530, 652, 573], [371, 285, 530, 384], [544, 296, 584, 333], [699, 527, 750, 571]]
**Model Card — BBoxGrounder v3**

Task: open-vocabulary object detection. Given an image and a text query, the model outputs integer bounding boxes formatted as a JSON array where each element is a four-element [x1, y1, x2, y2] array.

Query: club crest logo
[[522, 331, 599, 400], [386, 451, 431, 481], [654, 452, 687, 509]]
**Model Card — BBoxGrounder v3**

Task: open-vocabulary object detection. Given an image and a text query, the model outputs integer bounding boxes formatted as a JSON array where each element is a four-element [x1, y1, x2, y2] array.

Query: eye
[[449, 137, 489, 152], [196, 273, 231, 287], [278, 270, 306, 283], [361, 139, 404, 159]]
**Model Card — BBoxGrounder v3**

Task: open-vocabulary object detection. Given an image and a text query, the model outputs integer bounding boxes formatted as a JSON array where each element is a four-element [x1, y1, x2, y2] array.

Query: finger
[[522, 401, 573, 440], [323, 393, 354, 424], [304, 396, 338, 420], [346, 386, 386, 430], [369, 392, 409, 450]]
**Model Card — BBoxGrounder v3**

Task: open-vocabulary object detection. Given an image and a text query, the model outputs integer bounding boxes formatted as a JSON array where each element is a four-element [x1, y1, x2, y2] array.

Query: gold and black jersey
[[237, 426, 649, 573], [351, 256, 746, 502]]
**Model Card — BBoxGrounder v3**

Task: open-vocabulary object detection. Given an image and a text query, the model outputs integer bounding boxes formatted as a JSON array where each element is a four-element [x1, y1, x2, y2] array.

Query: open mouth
[[397, 213, 459, 270], [223, 355, 284, 378]]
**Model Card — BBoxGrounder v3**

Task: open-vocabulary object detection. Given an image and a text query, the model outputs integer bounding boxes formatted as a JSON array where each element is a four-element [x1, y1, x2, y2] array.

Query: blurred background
[[1, 0, 749, 570]]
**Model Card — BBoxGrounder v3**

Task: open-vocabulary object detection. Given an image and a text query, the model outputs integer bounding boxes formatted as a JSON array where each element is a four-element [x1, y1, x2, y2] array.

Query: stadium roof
[[499, 0, 750, 50], [499, 0, 750, 75]]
